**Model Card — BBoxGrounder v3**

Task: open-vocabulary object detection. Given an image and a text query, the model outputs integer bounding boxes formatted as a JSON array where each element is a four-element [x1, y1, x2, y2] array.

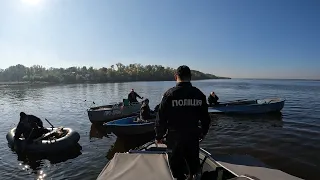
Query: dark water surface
[[1, 79, 319, 180]]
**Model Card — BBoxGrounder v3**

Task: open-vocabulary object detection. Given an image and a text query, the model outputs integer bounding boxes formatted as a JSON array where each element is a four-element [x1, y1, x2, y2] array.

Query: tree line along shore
[[0, 63, 230, 85]]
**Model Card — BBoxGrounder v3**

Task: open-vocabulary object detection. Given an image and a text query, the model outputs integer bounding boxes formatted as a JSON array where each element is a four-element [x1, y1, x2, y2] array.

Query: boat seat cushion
[[97, 153, 174, 180]]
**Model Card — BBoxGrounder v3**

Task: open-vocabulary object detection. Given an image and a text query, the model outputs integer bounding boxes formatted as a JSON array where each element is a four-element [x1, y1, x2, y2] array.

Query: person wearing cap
[[155, 65, 211, 180], [127, 89, 143, 103], [14, 112, 49, 146], [208, 91, 219, 106]]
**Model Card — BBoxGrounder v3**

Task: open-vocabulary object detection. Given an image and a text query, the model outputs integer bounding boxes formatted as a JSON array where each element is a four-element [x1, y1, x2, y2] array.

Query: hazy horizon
[[0, 0, 319, 79]]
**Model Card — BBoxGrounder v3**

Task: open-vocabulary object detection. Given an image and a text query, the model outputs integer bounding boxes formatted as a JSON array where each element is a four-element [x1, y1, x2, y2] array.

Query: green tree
[[0, 63, 230, 84]]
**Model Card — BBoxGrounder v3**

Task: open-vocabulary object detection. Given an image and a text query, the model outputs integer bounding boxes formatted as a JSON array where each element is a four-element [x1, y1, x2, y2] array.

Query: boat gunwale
[[105, 116, 156, 126], [129, 142, 243, 179], [209, 98, 285, 108], [8, 127, 80, 147]]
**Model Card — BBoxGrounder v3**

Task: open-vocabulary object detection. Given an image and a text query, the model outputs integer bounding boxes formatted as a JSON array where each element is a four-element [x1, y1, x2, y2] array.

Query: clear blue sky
[[0, 0, 319, 79]]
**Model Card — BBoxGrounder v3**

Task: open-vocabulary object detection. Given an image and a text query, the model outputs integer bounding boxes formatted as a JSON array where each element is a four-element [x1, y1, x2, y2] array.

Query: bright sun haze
[[21, 0, 42, 5], [0, 0, 319, 79]]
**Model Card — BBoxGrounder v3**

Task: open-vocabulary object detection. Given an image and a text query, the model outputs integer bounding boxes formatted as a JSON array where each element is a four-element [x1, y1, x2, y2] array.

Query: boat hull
[[104, 116, 155, 137], [6, 127, 80, 153], [208, 98, 285, 114], [87, 102, 141, 123]]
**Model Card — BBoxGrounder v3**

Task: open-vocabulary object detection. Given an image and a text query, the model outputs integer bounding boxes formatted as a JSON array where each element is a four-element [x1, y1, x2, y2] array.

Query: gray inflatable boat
[[6, 127, 80, 153]]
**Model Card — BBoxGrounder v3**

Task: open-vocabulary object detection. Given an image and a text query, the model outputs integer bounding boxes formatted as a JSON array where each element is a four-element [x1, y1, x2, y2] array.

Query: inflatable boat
[[6, 127, 80, 153]]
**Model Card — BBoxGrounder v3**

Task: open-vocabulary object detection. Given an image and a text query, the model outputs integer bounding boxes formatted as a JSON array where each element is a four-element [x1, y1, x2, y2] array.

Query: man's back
[[155, 65, 211, 180], [15, 114, 44, 141], [128, 91, 139, 102], [159, 82, 208, 131], [156, 82, 211, 180], [27, 115, 43, 128]]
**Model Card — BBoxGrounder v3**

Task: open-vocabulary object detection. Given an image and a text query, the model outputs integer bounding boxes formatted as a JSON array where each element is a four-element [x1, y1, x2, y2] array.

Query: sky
[[0, 0, 319, 79]]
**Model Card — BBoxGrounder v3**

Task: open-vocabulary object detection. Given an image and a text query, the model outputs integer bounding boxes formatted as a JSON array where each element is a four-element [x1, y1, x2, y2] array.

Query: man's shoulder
[[191, 86, 206, 97], [28, 115, 41, 120], [163, 86, 178, 97]]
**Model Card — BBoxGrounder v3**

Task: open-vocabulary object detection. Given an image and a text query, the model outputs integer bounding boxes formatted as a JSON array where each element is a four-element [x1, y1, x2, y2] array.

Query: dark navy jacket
[[140, 103, 152, 120], [128, 91, 142, 103], [14, 115, 44, 141], [208, 94, 219, 106], [155, 82, 211, 140]]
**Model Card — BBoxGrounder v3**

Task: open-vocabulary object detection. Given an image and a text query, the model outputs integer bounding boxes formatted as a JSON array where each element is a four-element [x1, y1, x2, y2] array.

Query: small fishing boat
[[97, 141, 302, 180], [104, 116, 156, 137], [87, 100, 142, 123], [208, 98, 285, 114], [6, 127, 80, 153]]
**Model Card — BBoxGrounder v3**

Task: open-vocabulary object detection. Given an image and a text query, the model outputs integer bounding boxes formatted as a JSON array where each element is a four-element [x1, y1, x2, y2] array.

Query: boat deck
[[213, 154, 302, 180]]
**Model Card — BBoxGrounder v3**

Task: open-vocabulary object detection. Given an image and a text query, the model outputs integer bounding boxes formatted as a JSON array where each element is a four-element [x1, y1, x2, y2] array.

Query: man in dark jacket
[[155, 65, 211, 180], [154, 104, 160, 113], [128, 89, 143, 103], [14, 112, 49, 144], [208, 91, 219, 106], [140, 99, 152, 120]]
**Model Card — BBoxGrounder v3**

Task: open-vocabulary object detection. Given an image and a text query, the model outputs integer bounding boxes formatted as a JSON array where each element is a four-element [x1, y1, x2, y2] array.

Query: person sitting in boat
[[153, 104, 160, 112], [208, 91, 219, 106], [140, 99, 152, 121], [128, 89, 143, 103], [14, 112, 49, 144]]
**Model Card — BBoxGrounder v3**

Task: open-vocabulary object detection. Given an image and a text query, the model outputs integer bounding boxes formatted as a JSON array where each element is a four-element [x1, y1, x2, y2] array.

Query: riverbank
[[0, 77, 231, 87]]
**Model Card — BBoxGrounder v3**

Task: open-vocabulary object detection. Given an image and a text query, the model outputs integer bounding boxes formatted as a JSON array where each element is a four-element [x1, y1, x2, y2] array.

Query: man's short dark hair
[[176, 65, 191, 80]]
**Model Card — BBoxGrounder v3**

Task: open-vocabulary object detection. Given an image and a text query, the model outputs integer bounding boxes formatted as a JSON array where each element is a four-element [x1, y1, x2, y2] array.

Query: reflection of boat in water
[[98, 141, 302, 180], [16, 143, 82, 174], [209, 98, 285, 114], [89, 124, 111, 139], [212, 112, 284, 127], [106, 134, 154, 160]]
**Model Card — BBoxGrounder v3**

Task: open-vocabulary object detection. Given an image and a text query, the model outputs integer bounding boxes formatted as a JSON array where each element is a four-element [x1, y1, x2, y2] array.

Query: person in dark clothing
[[14, 112, 49, 144], [154, 104, 160, 112], [127, 89, 143, 103], [140, 99, 152, 120], [155, 65, 211, 180], [208, 91, 219, 106]]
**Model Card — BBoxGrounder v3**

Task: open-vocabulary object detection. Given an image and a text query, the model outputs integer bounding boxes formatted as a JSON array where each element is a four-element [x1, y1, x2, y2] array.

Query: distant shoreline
[[0, 77, 231, 86], [0, 63, 230, 85], [232, 78, 320, 81]]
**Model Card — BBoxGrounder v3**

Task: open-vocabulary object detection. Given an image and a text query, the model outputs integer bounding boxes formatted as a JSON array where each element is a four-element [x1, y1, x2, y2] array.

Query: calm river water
[[0, 79, 319, 180]]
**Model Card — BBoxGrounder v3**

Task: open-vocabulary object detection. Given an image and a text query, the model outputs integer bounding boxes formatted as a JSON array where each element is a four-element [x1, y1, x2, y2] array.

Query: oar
[[33, 118, 61, 142], [45, 118, 55, 129]]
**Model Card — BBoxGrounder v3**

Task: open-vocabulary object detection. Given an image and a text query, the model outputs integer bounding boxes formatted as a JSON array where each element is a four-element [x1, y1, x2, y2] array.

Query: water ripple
[[1, 80, 320, 179]]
